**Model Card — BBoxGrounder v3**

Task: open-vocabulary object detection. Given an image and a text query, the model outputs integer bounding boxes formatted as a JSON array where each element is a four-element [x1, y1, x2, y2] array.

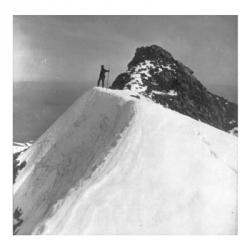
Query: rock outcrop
[[111, 45, 237, 135]]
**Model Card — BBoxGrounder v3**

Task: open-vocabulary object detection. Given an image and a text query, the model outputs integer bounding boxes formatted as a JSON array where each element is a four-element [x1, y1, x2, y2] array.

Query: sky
[[13, 15, 237, 102]]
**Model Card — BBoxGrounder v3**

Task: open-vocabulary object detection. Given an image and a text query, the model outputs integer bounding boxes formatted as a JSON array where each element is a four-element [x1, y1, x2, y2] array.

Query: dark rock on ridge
[[111, 45, 237, 135]]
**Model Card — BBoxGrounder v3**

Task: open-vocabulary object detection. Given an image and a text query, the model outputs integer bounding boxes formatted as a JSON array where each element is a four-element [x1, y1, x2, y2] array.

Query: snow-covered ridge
[[111, 45, 238, 135], [14, 87, 237, 234]]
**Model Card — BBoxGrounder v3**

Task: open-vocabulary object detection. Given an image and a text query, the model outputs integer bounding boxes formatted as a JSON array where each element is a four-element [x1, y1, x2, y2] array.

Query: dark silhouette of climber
[[98, 65, 110, 87]]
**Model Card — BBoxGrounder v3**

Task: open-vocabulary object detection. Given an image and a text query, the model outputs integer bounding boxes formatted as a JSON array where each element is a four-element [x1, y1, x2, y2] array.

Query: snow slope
[[13, 141, 33, 154], [14, 87, 237, 235]]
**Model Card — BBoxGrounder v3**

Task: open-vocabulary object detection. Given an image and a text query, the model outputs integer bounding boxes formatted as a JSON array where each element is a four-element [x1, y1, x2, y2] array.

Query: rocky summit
[[111, 45, 238, 135]]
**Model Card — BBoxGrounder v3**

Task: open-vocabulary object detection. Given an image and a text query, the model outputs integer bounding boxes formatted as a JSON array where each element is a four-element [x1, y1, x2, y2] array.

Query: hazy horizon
[[14, 15, 237, 102], [13, 15, 238, 142]]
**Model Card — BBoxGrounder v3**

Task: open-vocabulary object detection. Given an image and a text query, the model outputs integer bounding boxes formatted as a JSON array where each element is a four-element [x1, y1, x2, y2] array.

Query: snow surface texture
[[14, 87, 237, 235], [13, 141, 33, 154]]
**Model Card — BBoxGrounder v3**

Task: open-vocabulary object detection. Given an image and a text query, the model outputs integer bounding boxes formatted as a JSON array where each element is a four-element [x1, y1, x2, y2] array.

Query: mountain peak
[[111, 45, 238, 135], [127, 45, 173, 69]]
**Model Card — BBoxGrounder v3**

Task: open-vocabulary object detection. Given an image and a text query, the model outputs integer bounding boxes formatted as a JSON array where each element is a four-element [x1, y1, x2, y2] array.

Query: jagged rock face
[[111, 45, 238, 135]]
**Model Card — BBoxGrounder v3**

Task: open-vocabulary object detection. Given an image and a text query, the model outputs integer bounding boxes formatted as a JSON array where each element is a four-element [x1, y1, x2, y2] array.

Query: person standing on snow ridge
[[97, 65, 110, 88]]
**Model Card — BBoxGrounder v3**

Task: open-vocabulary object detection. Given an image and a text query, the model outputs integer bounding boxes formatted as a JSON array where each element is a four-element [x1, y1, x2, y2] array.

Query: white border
[[1, 0, 249, 249]]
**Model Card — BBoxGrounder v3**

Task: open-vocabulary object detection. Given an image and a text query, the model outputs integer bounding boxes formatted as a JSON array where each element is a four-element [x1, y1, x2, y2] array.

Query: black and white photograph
[[13, 14, 238, 235]]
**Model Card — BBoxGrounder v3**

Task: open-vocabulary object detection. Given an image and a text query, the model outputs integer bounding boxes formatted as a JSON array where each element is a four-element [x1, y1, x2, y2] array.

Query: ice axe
[[106, 67, 110, 88]]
